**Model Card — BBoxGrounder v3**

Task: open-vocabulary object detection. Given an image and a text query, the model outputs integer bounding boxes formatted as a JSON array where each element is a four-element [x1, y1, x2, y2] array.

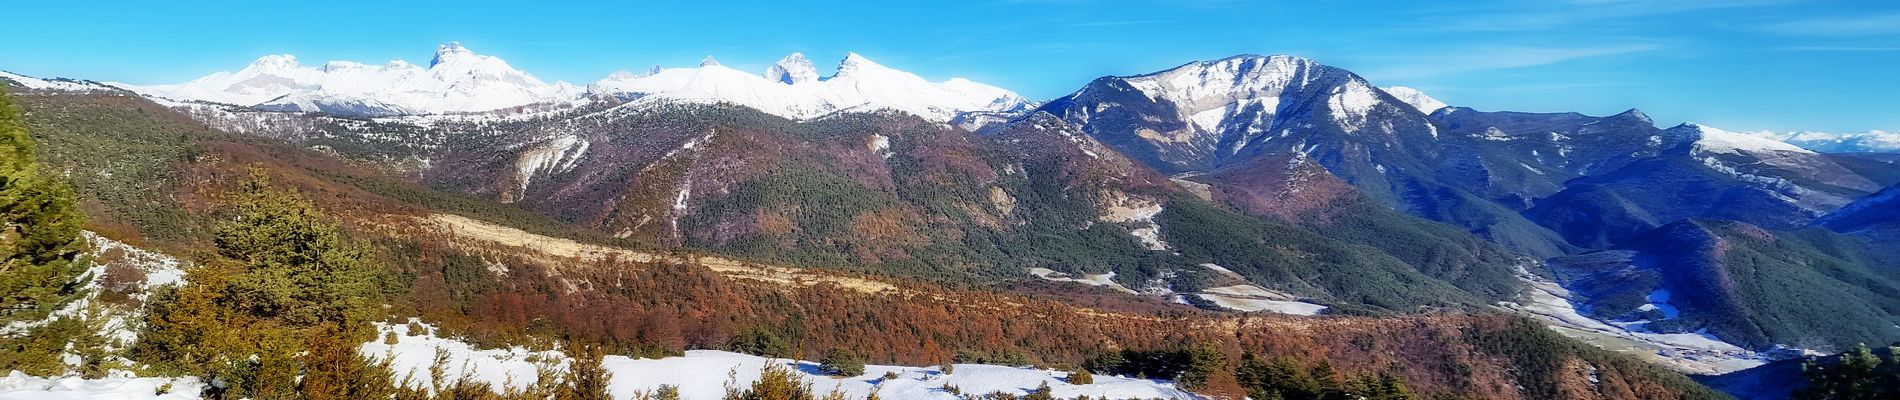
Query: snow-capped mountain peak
[[699, 55, 722, 67], [1382, 86, 1448, 114], [1680, 123, 1814, 156], [837, 52, 880, 73], [431, 41, 475, 67], [589, 51, 1027, 122], [248, 54, 301, 71], [117, 42, 579, 117], [763, 52, 819, 84]]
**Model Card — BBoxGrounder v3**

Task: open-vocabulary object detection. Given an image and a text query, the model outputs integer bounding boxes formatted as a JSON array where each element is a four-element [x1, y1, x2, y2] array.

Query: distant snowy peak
[[590, 52, 1027, 122], [1678, 123, 1815, 156], [1743, 130, 1900, 153], [119, 42, 580, 117], [1382, 86, 1448, 114], [1101, 54, 1423, 138], [430, 42, 474, 67], [1118, 55, 1327, 108], [763, 53, 819, 84]]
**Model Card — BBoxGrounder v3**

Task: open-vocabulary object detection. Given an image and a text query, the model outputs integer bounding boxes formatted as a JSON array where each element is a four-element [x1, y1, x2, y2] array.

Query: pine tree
[[216, 169, 378, 332], [819, 348, 866, 376], [724, 362, 816, 400], [0, 87, 90, 326], [559, 345, 613, 400], [1068, 368, 1094, 385], [135, 168, 388, 397], [1024, 381, 1055, 400]]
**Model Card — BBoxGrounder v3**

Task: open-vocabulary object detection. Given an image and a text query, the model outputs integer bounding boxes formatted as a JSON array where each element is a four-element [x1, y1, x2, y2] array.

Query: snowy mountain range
[[107, 43, 1027, 122], [1742, 129, 1900, 153], [588, 52, 1029, 122], [116, 43, 583, 117]]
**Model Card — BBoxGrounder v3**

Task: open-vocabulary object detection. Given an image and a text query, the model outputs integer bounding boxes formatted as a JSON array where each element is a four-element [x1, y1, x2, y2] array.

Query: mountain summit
[[763, 52, 819, 84]]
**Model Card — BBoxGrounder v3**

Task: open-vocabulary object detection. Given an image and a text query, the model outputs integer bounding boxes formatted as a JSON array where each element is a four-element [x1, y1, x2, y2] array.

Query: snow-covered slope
[[1682, 123, 1815, 156], [115, 42, 580, 117], [1, 71, 123, 93], [588, 52, 1028, 122], [362, 320, 1199, 400], [1744, 129, 1900, 153], [1381, 86, 1447, 114]]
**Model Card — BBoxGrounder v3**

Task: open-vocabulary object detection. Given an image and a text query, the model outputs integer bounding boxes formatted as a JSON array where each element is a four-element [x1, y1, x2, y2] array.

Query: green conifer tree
[[0, 87, 90, 325]]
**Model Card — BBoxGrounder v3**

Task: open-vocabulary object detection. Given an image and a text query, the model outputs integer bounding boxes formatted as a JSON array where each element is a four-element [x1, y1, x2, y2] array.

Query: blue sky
[[2, 0, 1897, 132]]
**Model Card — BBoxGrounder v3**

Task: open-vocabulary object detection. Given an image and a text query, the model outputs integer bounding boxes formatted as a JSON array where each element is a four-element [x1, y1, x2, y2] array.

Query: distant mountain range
[[7, 43, 1900, 386], [1745, 129, 1900, 153], [101, 42, 1028, 121]]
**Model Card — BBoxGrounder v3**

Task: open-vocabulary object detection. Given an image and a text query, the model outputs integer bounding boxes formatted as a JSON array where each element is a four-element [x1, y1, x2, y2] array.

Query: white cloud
[[1777, 46, 1900, 52], [1361, 44, 1663, 80], [1416, 0, 1797, 32], [1767, 13, 1900, 36]]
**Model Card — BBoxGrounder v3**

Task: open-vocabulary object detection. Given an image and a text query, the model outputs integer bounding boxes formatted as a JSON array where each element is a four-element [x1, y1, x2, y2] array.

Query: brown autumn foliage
[[10, 91, 1720, 400]]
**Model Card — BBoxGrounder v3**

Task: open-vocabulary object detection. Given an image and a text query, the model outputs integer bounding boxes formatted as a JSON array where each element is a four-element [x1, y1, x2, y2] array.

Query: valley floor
[[1497, 266, 1781, 375]]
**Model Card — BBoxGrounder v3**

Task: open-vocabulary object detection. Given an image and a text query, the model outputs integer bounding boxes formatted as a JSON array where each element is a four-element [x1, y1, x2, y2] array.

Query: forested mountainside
[[125, 88, 1533, 315], [0, 79, 1737, 399]]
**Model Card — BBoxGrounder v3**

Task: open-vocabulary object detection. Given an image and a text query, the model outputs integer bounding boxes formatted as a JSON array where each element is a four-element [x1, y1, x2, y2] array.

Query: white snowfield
[[359, 320, 1196, 400], [604, 351, 1198, 400], [588, 52, 1028, 122], [360, 321, 566, 392], [0, 372, 203, 400]]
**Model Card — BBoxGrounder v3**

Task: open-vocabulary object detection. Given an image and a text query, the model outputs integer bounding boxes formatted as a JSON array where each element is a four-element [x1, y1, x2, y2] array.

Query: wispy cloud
[[1065, 19, 1172, 27], [1414, 0, 1796, 32], [1766, 13, 1900, 36], [1362, 44, 1664, 80], [1778, 45, 1900, 52]]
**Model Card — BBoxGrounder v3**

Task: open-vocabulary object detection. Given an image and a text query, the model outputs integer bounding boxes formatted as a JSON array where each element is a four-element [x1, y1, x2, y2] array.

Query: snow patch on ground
[[1326, 81, 1378, 133], [0, 234, 197, 399], [606, 350, 1199, 400], [1028, 268, 1136, 294], [0, 371, 203, 400], [1100, 201, 1168, 251], [360, 320, 568, 394], [1195, 285, 1326, 316], [3, 233, 188, 347], [1196, 263, 1244, 280], [360, 319, 1195, 400], [868, 134, 893, 159], [513, 134, 590, 194]]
